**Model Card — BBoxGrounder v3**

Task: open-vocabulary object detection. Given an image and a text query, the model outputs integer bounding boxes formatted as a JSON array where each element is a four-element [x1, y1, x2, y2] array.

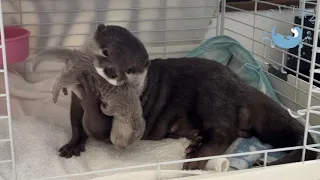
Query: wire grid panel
[[2, 0, 218, 59], [1, 0, 320, 179], [221, 0, 320, 166], [221, 0, 320, 124], [0, 0, 16, 179]]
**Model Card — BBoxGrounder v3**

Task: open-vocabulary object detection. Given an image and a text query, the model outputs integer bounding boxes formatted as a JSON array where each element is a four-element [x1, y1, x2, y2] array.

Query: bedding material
[[0, 68, 228, 180]]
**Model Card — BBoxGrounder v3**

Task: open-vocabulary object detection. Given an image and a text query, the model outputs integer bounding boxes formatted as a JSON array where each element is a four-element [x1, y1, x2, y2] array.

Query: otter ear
[[97, 24, 106, 33], [144, 60, 150, 68]]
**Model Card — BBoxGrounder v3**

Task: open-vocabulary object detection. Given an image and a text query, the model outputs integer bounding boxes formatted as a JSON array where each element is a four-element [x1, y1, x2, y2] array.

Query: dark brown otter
[[60, 57, 316, 170]]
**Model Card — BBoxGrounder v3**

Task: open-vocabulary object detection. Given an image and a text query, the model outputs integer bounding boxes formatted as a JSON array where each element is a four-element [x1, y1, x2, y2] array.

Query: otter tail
[[267, 132, 317, 166], [30, 48, 81, 72]]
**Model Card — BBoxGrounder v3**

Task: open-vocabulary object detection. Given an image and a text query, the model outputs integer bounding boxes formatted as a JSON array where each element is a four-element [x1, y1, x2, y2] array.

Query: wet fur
[[62, 57, 317, 167]]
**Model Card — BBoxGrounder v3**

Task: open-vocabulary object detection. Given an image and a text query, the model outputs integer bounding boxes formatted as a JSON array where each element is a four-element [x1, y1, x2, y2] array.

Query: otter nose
[[104, 68, 117, 79]]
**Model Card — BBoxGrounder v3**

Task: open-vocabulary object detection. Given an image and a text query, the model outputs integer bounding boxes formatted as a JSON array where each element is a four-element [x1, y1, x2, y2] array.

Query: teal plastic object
[[186, 35, 279, 102]]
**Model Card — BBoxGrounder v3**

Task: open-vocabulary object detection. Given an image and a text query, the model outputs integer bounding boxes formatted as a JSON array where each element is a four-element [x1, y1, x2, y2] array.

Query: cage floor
[[174, 160, 320, 180], [0, 70, 229, 180]]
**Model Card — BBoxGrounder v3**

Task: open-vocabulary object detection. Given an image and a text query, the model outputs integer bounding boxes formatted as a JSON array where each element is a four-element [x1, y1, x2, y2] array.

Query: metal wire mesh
[[222, 0, 320, 124], [0, 0, 320, 179], [2, 0, 218, 59]]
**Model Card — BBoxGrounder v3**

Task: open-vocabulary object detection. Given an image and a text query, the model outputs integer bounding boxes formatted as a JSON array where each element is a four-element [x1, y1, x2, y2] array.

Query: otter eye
[[126, 68, 136, 74], [102, 50, 108, 56]]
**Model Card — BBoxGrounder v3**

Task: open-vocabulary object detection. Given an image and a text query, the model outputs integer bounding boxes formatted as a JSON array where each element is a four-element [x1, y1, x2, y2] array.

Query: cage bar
[[0, 0, 16, 179]]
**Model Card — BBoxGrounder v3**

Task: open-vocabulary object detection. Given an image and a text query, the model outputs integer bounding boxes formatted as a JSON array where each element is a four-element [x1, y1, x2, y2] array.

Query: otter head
[[84, 24, 150, 87]]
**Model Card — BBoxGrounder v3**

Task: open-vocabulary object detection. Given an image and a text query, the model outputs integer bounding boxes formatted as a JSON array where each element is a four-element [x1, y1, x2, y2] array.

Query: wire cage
[[0, 0, 320, 179]]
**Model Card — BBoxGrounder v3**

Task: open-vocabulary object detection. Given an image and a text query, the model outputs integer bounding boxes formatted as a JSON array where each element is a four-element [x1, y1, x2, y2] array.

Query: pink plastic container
[[0, 26, 30, 66]]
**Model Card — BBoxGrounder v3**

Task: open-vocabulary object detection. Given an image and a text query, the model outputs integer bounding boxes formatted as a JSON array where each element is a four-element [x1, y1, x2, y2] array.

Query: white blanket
[[0, 68, 229, 180]]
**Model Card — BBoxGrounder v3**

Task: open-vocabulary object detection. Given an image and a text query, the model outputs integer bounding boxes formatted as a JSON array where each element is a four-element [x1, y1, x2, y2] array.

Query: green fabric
[[186, 35, 279, 102]]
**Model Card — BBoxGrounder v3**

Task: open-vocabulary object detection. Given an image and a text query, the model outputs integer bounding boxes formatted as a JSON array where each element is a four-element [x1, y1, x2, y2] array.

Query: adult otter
[[59, 58, 316, 170]]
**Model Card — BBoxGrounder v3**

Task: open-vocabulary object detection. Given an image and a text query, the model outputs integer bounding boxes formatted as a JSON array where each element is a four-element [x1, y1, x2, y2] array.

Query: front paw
[[59, 138, 87, 158], [183, 136, 208, 170], [77, 72, 101, 110]]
